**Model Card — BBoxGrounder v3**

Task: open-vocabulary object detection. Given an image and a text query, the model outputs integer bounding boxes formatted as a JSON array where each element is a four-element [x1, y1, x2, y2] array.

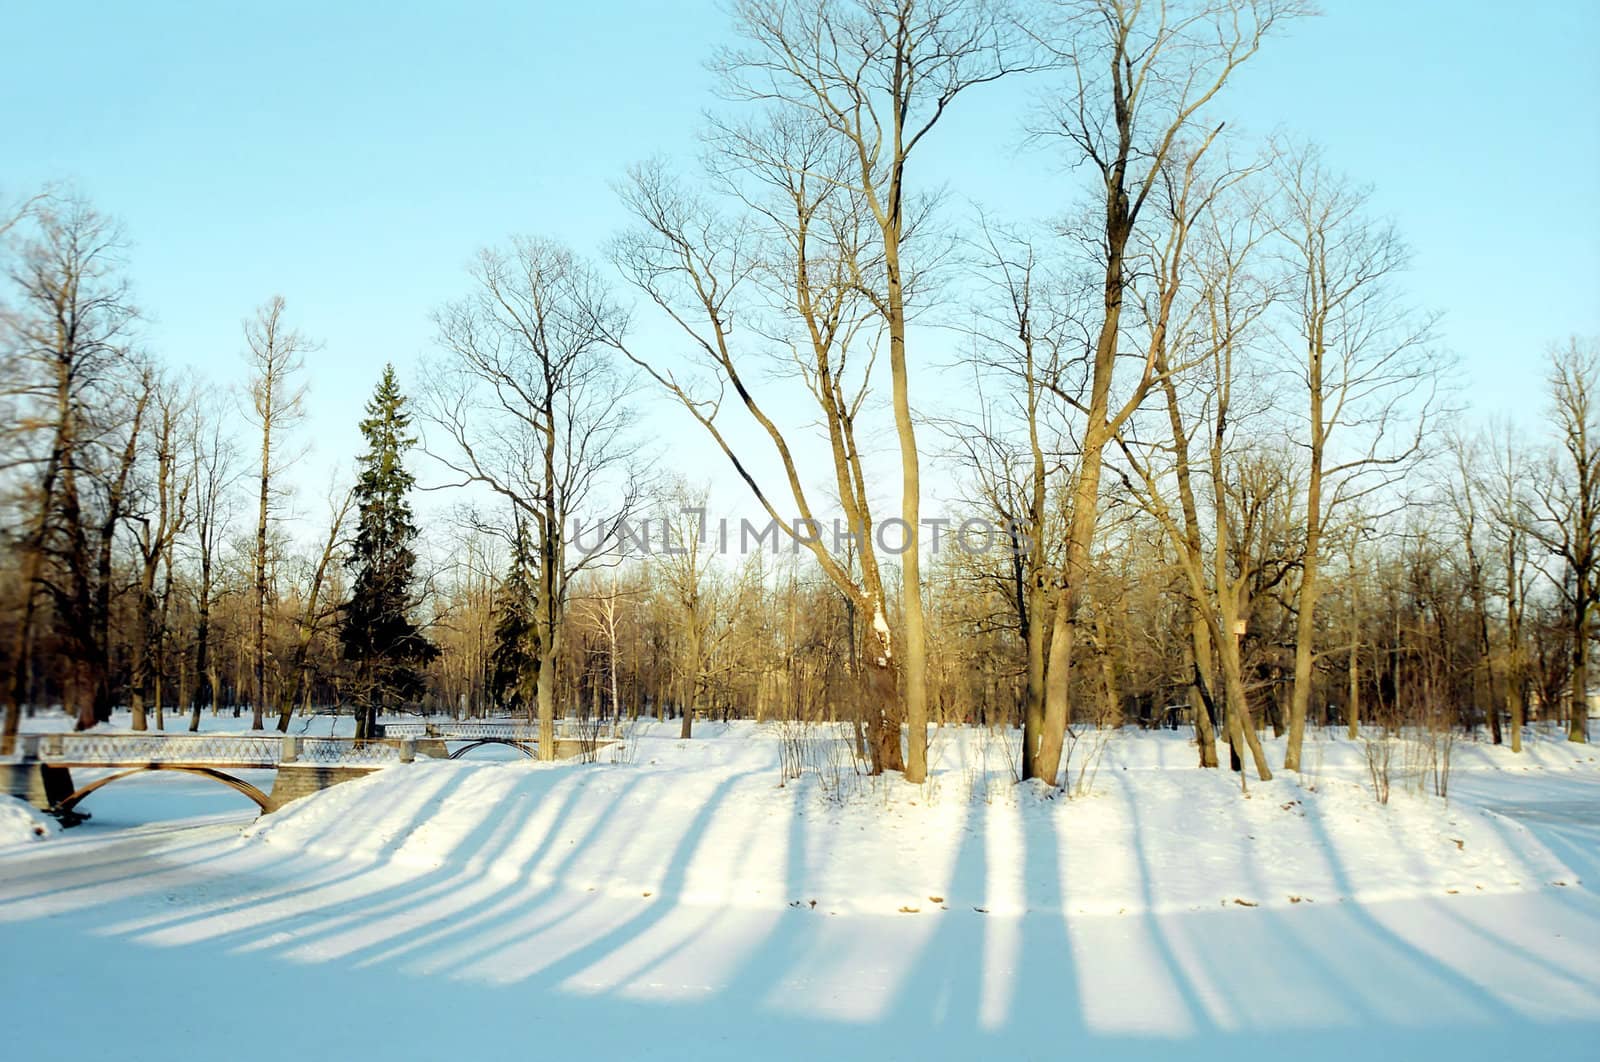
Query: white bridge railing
[[34, 733, 285, 766], [5, 720, 624, 768], [381, 719, 621, 741], [15, 733, 409, 768]]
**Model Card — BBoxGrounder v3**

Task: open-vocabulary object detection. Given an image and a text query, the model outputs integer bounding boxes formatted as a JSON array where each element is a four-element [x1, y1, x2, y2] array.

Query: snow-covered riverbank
[[2, 723, 1597, 1060]]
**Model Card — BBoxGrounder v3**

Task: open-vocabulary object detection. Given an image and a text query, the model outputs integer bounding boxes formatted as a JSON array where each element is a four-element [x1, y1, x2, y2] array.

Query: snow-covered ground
[[2, 721, 1597, 1060], [0, 795, 56, 845]]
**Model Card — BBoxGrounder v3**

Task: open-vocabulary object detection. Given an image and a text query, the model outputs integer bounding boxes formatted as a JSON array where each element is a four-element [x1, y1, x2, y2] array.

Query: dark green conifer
[[340, 364, 437, 737], [487, 519, 540, 717]]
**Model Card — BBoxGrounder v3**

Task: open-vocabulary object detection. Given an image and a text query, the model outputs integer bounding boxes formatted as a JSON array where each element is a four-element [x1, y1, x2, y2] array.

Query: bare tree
[[642, 0, 1035, 782], [654, 479, 717, 740], [1332, 519, 1373, 740], [279, 482, 354, 731], [425, 237, 640, 760], [953, 218, 1085, 774], [1440, 427, 1541, 748], [1273, 148, 1443, 771], [1481, 422, 1535, 752], [125, 370, 195, 730], [1022, 0, 1303, 784], [244, 296, 312, 730], [431, 525, 503, 720], [1524, 339, 1599, 743], [614, 149, 909, 774], [59, 365, 151, 731], [186, 389, 242, 729], [2, 195, 145, 734], [574, 568, 648, 728], [1113, 188, 1281, 780]]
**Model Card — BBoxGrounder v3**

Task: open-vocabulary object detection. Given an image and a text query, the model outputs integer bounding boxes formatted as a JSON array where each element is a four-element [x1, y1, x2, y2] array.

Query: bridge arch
[[53, 765, 277, 816], [447, 738, 537, 759]]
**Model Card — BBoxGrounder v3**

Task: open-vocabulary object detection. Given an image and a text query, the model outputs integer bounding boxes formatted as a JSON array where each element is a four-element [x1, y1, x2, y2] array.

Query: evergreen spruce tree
[[487, 519, 540, 717], [341, 364, 437, 737]]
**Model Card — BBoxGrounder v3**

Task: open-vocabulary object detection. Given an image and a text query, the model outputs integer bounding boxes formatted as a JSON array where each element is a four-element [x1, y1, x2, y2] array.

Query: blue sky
[[3, 0, 1597, 528]]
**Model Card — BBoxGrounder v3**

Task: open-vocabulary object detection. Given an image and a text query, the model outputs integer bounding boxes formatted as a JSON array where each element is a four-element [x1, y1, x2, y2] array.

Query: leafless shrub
[[572, 711, 613, 764], [1364, 732, 1393, 805], [1061, 718, 1114, 799], [606, 717, 643, 766], [1402, 724, 1454, 800], [965, 725, 997, 805], [812, 721, 867, 805], [776, 715, 810, 785], [1433, 729, 1454, 799]]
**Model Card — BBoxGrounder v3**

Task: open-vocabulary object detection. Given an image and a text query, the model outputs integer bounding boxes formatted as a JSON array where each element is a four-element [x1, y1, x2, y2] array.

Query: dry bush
[[606, 717, 643, 765], [1364, 731, 1394, 805], [1061, 699, 1116, 798], [811, 721, 868, 805]]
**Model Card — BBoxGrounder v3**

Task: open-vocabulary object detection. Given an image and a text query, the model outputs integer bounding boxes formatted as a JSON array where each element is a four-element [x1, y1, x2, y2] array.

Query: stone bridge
[[1, 721, 619, 825], [380, 719, 619, 760], [0, 732, 412, 824]]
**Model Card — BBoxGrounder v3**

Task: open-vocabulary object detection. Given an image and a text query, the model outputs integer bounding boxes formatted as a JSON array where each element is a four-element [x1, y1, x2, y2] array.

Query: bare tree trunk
[[191, 564, 212, 731], [2, 469, 55, 754], [1572, 611, 1591, 744], [681, 623, 698, 740], [244, 297, 311, 732], [1036, 295, 1121, 785], [1347, 639, 1361, 741], [883, 238, 927, 783], [1160, 365, 1220, 768], [536, 626, 559, 760], [253, 419, 270, 731], [1187, 614, 1221, 767], [1505, 553, 1524, 753], [1285, 385, 1322, 770], [279, 490, 351, 731]]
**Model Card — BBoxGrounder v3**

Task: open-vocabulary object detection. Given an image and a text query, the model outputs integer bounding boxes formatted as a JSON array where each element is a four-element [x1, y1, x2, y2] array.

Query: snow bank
[[0, 795, 57, 846], [244, 724, 1581, 916], [6, 724, 1597, 1061]]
